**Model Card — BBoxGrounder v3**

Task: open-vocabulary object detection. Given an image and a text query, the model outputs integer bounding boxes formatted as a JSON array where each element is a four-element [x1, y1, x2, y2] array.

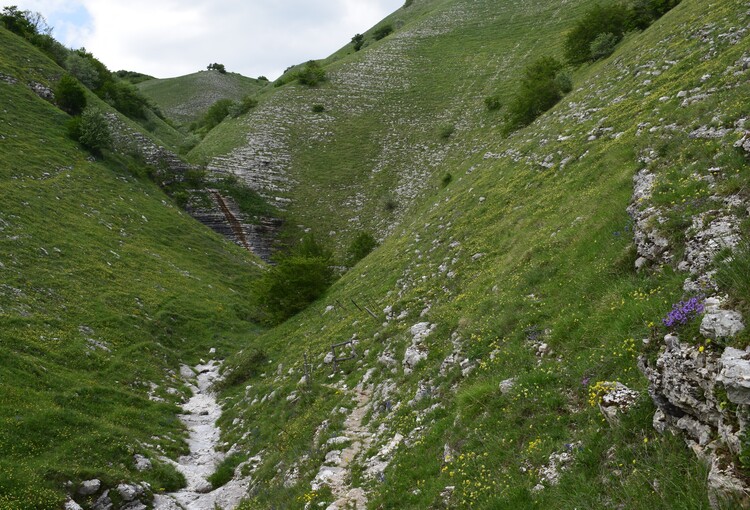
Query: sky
[[10, 0, 404, 79]]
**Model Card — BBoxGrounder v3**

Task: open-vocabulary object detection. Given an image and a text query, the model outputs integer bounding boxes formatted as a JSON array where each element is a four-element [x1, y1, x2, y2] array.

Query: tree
[[347, 232, 378, 265], [207, 63, 227, 73], [257, 235, 335, 324], [373, 24, 393, 40], [0, 6, 35, 37], [65, 52, 100, 89], [505, 56, 570, 131], [352, 33, 364, 51], [67, 106, 111, 156], [55, 74, 87, 115], [563, 4, 629, 64], [296, 60, 326, 87]]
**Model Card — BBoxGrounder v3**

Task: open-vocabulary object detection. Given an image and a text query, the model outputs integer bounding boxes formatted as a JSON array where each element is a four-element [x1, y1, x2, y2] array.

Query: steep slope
[[0, 27, 264, 509], [189, 0, 597, 251], [138, 71, 268, 126], [206, 0, 750, 508]]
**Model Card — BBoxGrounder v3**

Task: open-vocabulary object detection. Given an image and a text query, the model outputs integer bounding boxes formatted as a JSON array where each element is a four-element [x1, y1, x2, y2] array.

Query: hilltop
[[2, 0, 750, 509], [137, 70, 268, 126]]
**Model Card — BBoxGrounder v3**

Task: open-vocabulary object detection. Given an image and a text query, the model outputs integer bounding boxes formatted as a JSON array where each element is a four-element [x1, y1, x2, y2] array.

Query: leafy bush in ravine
[[505, 56, 571, 132], [55, 74, 87, 115], [256, 236, 336, 325]]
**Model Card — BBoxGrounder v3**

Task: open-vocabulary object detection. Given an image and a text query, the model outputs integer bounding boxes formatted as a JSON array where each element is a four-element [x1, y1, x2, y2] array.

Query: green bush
[[99, 80, 148, 119], [439, 124, 455, 140], [297, 60, 327, 87], [373, 25, 394, 41], [563, 4, 629, 64], [441, 173, 453, 187], [352, 33, 365, 51], [505, 56, 570, 132], [0, 6, 36, 38], [55, 74, 87, 115], [590, 32, 620, 60], [208, 454, 244, 488], [257, 236, 335, 324], [311, 104, 326, 113], [484, 95, 502, 111], [347, 232, 378, 266], [229, 96, 259, 118], [629, 0, 682, 29], [66, 52, 102, 89], [67, 106, 112, 156]]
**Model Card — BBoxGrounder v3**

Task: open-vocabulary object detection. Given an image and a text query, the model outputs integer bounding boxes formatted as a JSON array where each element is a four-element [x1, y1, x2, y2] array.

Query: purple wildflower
[[662, 296, 705, 328]]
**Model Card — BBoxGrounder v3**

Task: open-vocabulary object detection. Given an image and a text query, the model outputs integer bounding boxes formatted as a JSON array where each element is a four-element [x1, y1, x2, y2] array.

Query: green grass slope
[[137, 70, 267, 126], [0, 27, 263, 508], [190, 0, 604, 253], [207, 0, 750, 508]]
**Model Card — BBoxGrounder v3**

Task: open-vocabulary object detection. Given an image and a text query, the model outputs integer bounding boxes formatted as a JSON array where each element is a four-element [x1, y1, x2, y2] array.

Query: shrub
[[193, 98, 234, 133], [563, 4, 629, 64], [484, 95, 502, 111], [297, 60, 326, 87], [373, 24, 394, 40], [311, 104, 325, 113], [505, 56, 570, 132], [352, 33, 365, 51], [98, 80, 147, 119], [55, 75, 87, 115], [629, 0, 681, 29], [0, 6, 36, 38], [66, 52, 101, 89], [207, 454, 244, 488], [257, 236, 335, 324], [347, 232, 378, 266], [590, 32, 620, 60], [384, 197, 398, 212], [404, 0, 414, 7], [229, 96, 258, 118], [207, 63, 227, 73], [68, 106, 111, 155], [441, 173, 453, 187], [439, 124, 455, 140]]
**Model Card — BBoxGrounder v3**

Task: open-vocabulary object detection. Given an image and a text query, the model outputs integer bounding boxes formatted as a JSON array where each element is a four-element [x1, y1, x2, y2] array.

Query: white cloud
[[11, 0, 404, 79]]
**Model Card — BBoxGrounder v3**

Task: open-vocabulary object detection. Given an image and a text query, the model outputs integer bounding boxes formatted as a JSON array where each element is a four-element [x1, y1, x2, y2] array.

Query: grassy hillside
[[189, 0, 602, 252], [200, 0, 750, 508], [3, 0, 750, 508], [0, 27, 263, 508], [137, 71, 268, 126]]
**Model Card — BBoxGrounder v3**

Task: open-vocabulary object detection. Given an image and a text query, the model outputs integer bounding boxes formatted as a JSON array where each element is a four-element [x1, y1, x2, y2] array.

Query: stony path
[[311, 385, 373, 510], [153, 361, 252, 510]]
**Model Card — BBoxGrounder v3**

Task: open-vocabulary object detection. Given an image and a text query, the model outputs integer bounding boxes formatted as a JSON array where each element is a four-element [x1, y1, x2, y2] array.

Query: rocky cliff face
[[629, 142, 750, 507], [187, 190, 280, 262], [106, 113, 279, 260]]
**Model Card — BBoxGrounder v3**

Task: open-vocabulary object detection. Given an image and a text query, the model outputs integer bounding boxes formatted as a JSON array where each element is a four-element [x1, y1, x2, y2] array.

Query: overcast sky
[[10, 0, 404, 79]]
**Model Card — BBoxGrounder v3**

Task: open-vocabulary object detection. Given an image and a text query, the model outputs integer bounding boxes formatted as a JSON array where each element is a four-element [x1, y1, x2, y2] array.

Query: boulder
[[77, 479, 101, 496], [718, 348, 750, 404], [701, 309, 745, 339]]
